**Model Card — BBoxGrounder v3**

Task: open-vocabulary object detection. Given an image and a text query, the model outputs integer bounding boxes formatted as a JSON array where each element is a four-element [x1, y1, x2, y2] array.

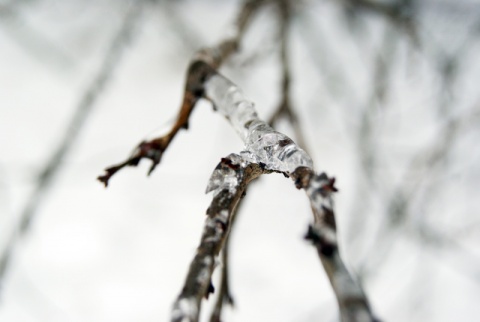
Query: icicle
[[205, 153, 249, 196], [245, 120, 313, 173], [205, 75, 258, 141], [205, 75, 313, 174]]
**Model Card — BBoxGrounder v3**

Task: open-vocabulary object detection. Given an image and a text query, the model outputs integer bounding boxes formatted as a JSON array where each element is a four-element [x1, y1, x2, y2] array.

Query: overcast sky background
[[1, 0, 480, 321]]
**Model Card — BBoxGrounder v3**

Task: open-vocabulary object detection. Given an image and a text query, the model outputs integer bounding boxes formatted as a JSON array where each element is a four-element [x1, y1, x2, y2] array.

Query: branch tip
[[97, 139, 166, 186], [317, 176, 339, 197]]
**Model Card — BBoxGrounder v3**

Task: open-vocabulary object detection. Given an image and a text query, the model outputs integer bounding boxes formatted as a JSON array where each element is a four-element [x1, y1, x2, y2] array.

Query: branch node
[[291, 166, 313, 189]]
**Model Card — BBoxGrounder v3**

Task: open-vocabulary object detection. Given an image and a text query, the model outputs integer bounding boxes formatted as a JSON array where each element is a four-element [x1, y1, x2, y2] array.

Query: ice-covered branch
[[269, 0, 309, 152], [172, 155, 266, 322], [98, 0, 267, 186], [169, 68, 375, 321], [96, 1, 376, 320], [201, 71, 376, 321], [205, 73, 313, 173]]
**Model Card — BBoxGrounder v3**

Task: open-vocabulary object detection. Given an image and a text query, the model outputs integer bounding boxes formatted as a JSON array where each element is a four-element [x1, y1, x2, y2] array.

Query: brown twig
[[98, 0, 267, 187], [208, 245, 234, 322]]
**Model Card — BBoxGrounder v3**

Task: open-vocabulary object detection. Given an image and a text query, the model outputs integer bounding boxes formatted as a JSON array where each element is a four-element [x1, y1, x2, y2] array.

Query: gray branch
[[172, 155, 266, 322], [202, 71, 376, 322], [97, 1, 377, 321]]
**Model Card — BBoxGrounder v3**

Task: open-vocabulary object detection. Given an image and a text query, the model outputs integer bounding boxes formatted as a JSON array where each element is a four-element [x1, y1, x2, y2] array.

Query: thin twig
[[98, 0, 267, 186], [269, 0, 310, 153], [0, 1, 74, 69], [157, 0, 203, 53], [345, 24, 398, 256], [341, 0, 419, 46], [359, 108, 480, 279]]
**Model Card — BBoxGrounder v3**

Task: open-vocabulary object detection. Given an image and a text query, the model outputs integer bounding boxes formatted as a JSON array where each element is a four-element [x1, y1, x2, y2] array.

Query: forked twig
[[169, 69, 376, 321], [98, 0, 267, 187], [98, 1, 376, 321]]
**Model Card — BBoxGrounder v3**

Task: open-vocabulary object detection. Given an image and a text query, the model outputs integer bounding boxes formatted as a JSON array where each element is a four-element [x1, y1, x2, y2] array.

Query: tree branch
[[98, 0, 267, 186], [341, 0, 419, 45], [172, 155, 267, 322], [208, 197, 241, 322], [97, 2, 376, 320], [269, 0, 310, 153], [177, 69, 376, 321]]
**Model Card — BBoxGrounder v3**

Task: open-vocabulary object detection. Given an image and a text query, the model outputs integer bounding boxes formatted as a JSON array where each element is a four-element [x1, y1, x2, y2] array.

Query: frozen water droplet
[[205, 154, 248, 196], [205, 74, 314, 174], [244, 121, 313, 173]]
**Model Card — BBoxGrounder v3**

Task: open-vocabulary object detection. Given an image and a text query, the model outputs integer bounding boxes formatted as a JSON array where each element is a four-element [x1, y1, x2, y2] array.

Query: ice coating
[[171, 298, 198, 322], [205, 75, 258, 141], [205, 153, 247, 196], [196, 257, 213, 285], [243, 120, 313, 173], [205, 165, 238, 196], [201, 73, 374, 321], [205, 74, 313, 174]]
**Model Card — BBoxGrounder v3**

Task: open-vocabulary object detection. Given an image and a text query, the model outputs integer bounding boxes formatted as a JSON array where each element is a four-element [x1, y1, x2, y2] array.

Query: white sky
[[0, 0, 479, 321]]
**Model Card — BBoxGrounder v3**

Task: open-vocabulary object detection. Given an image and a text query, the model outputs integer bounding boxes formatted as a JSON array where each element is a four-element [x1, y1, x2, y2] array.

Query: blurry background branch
[[0, 0, 75, 69], [0, 0, 143, 292], [268, 0, 309, 152]]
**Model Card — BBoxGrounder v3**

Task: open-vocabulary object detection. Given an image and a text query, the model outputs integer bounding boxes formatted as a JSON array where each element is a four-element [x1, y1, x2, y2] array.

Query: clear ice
[[205, 153, 246, 196], [205, 74, 313, 175]]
